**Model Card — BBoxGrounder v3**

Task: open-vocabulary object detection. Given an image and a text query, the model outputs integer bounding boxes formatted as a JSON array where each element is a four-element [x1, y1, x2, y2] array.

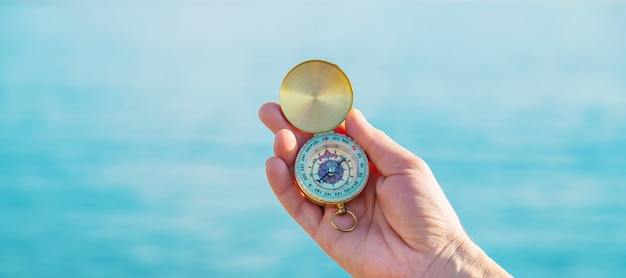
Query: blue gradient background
[[1, 1, 625, 277]]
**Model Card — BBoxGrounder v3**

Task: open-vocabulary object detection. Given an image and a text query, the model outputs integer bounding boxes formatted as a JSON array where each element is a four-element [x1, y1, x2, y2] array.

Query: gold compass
[[279, 60, 369, 232]]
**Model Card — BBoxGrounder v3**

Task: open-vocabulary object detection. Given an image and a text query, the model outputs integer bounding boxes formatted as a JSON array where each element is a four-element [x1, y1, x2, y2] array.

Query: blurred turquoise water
[[1, 1, 625, 277]]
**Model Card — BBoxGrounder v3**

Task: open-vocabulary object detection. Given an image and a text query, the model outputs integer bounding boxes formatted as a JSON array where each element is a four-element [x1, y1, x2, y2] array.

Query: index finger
[[259, 102, 312, 146]]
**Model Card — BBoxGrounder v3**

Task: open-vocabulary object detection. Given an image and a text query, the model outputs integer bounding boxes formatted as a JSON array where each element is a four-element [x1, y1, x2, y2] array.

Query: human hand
[[260, 102, 510, 277]]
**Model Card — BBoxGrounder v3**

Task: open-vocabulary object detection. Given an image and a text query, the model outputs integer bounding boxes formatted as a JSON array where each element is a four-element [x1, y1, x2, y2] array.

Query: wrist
[[423, 234, 511, 278]]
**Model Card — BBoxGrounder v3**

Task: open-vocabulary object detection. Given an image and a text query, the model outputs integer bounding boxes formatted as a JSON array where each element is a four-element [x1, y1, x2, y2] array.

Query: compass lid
[[279, 60, 353, 134]]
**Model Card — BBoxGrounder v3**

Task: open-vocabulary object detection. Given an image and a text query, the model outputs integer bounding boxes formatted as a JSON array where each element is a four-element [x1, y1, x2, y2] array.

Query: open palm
[[259, 102, 508, 277]]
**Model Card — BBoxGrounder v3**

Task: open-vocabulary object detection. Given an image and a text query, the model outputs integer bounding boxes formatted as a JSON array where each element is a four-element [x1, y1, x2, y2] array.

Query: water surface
[[1, 1, 625, 277]]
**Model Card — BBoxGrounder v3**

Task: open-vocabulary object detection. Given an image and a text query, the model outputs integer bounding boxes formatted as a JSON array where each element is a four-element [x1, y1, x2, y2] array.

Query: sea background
[[1, 1, 625, 277]]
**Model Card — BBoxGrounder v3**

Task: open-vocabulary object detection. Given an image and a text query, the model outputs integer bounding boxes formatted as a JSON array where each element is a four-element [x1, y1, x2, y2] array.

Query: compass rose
[[316, 150, 347, 185]]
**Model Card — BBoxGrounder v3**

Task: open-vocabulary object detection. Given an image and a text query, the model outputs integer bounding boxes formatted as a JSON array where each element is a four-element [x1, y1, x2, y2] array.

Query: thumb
[[345, 108, 425, 177]]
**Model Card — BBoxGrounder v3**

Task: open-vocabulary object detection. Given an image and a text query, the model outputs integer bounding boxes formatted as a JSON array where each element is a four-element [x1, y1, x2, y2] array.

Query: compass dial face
[[294, 133, 369, 205]]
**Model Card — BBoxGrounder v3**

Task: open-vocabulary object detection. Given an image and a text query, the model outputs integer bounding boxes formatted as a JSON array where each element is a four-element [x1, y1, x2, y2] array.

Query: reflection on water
[[1, 2, 625, 277]]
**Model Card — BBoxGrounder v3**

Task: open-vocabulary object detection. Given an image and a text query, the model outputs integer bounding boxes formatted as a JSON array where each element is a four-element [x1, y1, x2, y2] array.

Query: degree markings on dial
[[295, 133, 368, 203]]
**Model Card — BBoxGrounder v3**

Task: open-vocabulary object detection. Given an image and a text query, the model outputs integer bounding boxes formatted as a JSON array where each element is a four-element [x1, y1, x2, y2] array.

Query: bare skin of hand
[[260, 102, 511, 278]]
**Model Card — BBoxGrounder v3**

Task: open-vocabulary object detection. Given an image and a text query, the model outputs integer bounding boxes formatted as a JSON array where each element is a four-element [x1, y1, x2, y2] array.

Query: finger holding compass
[[265, 127, 325, 232], [259, 102, 314, 148]]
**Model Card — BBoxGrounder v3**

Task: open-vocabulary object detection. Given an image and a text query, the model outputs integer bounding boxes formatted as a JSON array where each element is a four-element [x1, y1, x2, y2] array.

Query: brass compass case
[[280, 60, 353, 134], [279, 60, 370, 232]]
